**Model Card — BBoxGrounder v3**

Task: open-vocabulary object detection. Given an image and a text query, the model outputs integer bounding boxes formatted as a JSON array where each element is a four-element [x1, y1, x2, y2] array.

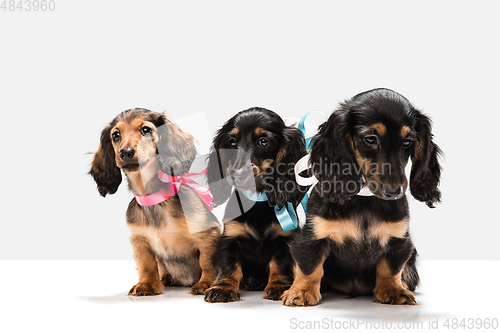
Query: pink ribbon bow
[[134, 167, 213, 210]]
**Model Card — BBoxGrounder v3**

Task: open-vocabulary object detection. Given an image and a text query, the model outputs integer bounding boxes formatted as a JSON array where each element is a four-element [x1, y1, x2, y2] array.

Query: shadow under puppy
[[204, 107, 308, 302], [283, 88, 442, 307], [90, 108, 220, 296]]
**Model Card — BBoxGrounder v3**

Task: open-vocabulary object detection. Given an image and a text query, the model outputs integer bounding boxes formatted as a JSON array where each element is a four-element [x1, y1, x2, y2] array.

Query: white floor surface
[[1, 260, 498, 333]]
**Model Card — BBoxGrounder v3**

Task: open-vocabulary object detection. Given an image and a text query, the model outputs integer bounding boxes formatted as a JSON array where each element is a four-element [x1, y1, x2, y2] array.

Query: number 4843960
[[1, 0, 55, 11]]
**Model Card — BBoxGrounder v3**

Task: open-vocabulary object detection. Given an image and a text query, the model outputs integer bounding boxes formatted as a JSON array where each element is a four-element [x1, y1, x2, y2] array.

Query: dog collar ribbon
[[297, 111, 328, 150], [134, 167, 214, 210], [240, 190, 298, 232]]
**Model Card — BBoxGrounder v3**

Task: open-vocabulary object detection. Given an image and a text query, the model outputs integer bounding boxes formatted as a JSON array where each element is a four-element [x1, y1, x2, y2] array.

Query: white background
[[1, 1, 499, 332], [1, 0, 497, 260]]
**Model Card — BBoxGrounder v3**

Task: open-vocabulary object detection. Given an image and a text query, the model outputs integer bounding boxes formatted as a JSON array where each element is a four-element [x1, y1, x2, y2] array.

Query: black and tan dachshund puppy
[[204, 107, 308, 302], [90, 108, 220, 296], [283, 88, 442, 306]]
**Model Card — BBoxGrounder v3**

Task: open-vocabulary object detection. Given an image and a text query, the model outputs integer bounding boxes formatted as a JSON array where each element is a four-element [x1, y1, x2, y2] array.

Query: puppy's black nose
[[119, 148, 135, 162], [382, 185, 403, 199]]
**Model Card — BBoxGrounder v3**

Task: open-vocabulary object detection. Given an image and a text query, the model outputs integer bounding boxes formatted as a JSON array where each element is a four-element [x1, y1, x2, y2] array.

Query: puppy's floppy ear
[[206, 129, 233, 207], [266, 126, 308, 208], [89, 125, 122, 197], [157, 118, 197, 176], [309, 107, 363, 203], [409, 111, 442, 208]]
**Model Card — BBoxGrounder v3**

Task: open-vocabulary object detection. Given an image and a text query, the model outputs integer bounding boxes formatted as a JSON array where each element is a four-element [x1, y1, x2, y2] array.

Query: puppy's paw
[[204, 285, 241, 303], [242, 277, 267, 291], [282, 287, 321, 307], [161, 273, 175, 287], [373, 286, 417, 305], [190, 281, 211, 295], [128, 281, 163, 296], [264, 282, 290, 301]]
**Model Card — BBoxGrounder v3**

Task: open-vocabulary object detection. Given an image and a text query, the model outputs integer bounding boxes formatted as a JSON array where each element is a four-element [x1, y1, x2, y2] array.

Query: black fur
[[204, 107, 308, 302], [309, 108, 364, 204], [408, 111, 443, 208], [287, 88, 442, 304]]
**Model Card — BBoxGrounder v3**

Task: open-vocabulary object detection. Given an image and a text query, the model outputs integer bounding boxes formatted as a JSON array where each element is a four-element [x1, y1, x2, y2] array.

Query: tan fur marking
[[274, 147, 286, 164], [401, 125, 411, 138], [312, 216, 361, 245], [372, 123, 386, 136], [267, 259, 283, 284], [214, 264, 243, 291], [205, 264, 243, 302], [354, 148, 372, 177], [263, 223, 294, 239], [223, 220, 257, 239], [259, 159, 274, 173], [375, 258, 401, 288], [368, 219, 409, 246], [226, 264, 244, 287], [231, 127, 239, 135], [413, 140, 424, 161], [254, 127, 265, 136], [264, 259, 291, 300], [373, 259, 416, 305], [282, 261, 324, 307]]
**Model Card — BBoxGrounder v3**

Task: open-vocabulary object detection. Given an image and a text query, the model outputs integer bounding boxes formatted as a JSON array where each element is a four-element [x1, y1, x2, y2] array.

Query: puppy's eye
[[403, 138, 413, 148], [229, 137, 237, 147], [364, 135, 378, 146], [258, 137, 269, 147], [112, 131, 120, 142], [140, 126, 152, 136]]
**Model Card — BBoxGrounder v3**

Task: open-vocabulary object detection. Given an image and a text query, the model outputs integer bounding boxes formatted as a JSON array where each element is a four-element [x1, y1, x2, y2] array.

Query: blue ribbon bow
[[296, 111, 328, 211], [297, 111, 328, 150], [240, 190, 298, 232]]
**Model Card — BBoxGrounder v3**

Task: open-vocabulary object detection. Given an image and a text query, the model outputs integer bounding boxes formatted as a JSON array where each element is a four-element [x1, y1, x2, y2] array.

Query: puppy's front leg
[[373, 239, 417, 305], [282, 260, 324, 307], [128, 236, 163, 296], [263, 258, 292, 301], [204, 236, 243, 303], [264, 237, 294, 301], [190, 237, 218, 295], [282, 230, 328, 307]]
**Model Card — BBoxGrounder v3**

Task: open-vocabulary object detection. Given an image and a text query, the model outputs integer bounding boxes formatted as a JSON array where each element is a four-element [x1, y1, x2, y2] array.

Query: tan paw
[[264, 282, 290, 301], [128, 281, 163, 296], [282, 287, 321, 307], [204, 285, 241, 303], [190, 281, 211, 295], [374, 286, 416, 305]]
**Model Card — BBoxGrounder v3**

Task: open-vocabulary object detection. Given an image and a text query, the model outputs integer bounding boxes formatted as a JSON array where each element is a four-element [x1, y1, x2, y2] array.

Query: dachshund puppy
[[204, 107, 308, 302], [90, 108, 220, 296], [283, 88, 442, 306]]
